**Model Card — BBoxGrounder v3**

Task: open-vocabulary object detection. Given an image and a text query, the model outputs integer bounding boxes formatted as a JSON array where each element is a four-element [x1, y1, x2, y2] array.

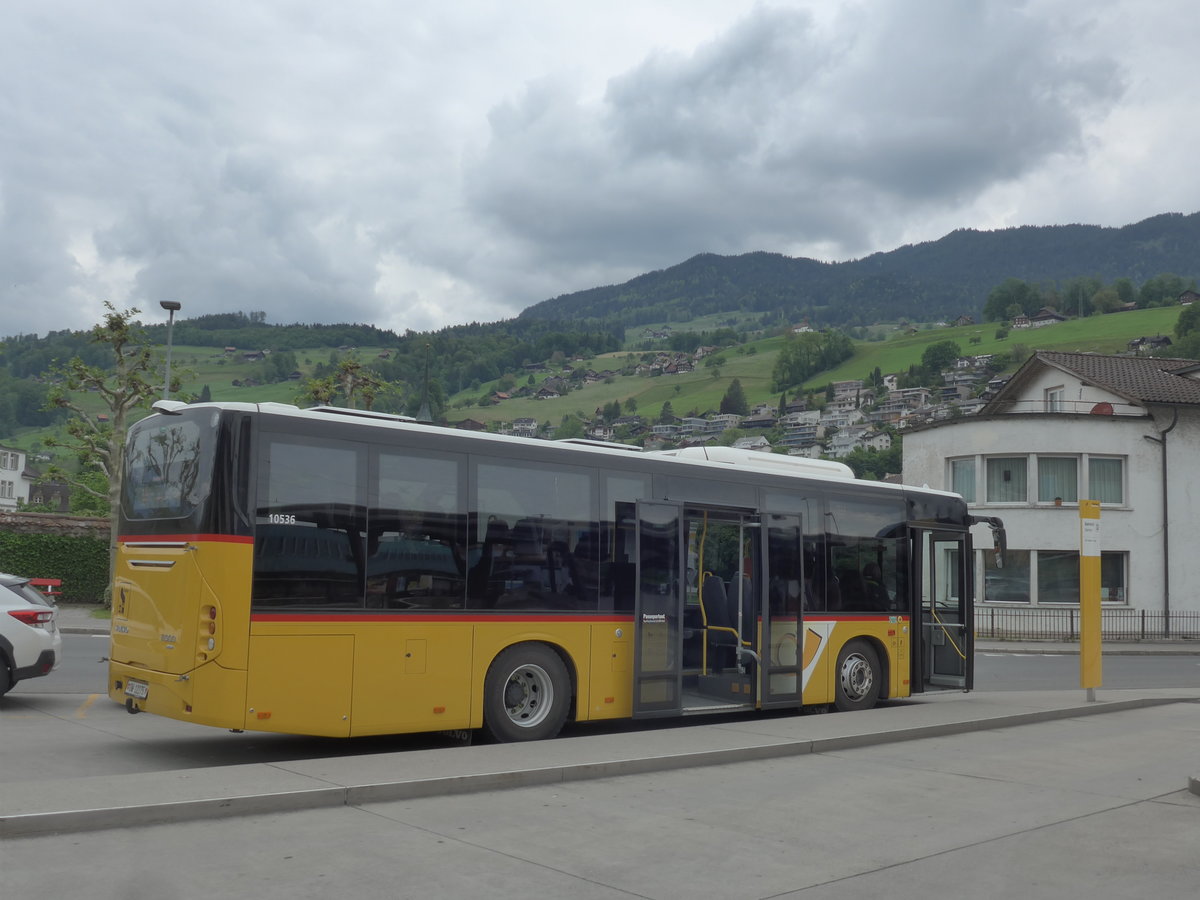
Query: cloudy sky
[[3, 0, 1197, 338]]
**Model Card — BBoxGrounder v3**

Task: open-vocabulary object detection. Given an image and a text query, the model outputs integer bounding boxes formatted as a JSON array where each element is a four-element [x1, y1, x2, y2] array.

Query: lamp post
[[159, 300, 181, 400]]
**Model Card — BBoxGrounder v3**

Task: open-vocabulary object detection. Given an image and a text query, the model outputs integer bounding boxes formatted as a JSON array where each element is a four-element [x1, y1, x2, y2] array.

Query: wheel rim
[[501, 663, 555, 728], [839, 651, 874, 702]]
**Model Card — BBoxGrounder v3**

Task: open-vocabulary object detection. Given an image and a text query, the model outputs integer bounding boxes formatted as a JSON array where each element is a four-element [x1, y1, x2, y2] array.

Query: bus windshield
[[123, 409, 218, 521]]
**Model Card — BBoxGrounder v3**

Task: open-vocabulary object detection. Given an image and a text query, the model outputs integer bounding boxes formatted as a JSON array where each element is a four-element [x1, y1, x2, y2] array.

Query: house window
[[986, 457, 1027, 503], [1088, 457, 1124, 505], [1038, 551, 1127, 604], [1044, 387, 1064, 412], [984, 549, 1031, 603], [949, 458, 976, 502], [982, 549, 1127, 605], [1100, 552, 1126, 602], [0, 480, 13, 499], [1037, 550, 1080, 603], [1037, 457, 1078, 503]]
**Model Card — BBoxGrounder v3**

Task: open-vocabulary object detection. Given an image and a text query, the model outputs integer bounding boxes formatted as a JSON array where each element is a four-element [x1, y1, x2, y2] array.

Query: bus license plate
[[124, 680, 149, 700]]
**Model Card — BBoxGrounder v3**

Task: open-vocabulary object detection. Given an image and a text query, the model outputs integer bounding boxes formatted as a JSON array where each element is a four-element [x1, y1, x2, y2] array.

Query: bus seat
[[837, 567, 868, 610], [701, 574, 738, 670], [511, 517, 542, 549], [861, 564, 891, 610]]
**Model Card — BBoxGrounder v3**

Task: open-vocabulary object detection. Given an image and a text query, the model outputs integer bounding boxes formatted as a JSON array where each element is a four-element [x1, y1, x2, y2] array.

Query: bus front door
[[914, 529, 972, 692], [633, 501, 684, 717]]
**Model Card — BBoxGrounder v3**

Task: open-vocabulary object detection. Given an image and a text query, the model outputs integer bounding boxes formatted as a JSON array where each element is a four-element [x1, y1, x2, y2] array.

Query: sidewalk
[[4, 685, 1199, 838]]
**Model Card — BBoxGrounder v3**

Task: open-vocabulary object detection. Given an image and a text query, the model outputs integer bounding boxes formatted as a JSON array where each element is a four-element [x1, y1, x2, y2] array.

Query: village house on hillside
[[1011, 308, 1067, 329], [0, 444, 32, 510], [903, 351, 1200, 630], [1128, 335, 1173, 354]]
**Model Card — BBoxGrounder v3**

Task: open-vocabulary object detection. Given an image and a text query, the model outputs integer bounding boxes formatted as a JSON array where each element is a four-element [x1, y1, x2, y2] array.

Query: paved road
[[3, 698, 1199, 900]]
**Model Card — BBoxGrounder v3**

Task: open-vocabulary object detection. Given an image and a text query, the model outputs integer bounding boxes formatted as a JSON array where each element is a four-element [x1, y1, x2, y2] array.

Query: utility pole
[[159, 300, 182, 400]]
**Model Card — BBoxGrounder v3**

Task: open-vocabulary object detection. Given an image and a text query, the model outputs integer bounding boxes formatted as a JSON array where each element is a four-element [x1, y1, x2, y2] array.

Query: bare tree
[[44, 303, 174, 596]]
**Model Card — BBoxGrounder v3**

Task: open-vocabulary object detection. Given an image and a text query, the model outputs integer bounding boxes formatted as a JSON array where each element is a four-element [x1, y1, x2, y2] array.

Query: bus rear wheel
[[834, 640, 881, 712], [482, 644, 571, 742]]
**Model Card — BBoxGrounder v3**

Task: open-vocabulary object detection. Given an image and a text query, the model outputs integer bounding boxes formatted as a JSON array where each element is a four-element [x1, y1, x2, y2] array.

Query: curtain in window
[[1038, 457, 1078, 502], [950, 458, 975, 503], [986, 457, 1027, 502], [1089, 458, 1123, 504]]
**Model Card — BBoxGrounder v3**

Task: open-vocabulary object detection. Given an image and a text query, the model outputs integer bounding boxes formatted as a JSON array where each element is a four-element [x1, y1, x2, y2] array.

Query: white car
[[0, 572, 63, 696]]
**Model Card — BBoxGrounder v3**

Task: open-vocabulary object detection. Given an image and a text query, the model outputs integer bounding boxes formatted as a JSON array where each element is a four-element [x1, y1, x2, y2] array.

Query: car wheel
[[0, 662, 12, 698], [834, 639, 881, 712], [482, 643, 571, 743]]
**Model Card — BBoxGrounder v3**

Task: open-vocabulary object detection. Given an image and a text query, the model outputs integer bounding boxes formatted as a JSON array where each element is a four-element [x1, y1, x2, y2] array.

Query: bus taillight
[[200, 605, 218, 657]]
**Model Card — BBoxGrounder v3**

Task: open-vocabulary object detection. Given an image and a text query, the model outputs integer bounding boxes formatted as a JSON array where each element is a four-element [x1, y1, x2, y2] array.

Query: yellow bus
[[108, 401, 1003, 742]]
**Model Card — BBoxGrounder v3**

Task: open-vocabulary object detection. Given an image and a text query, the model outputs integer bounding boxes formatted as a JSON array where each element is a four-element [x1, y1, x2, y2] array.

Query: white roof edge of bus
[[649, 446, 855, 480], [237, 402, 959, 496], [150, 399, 189, 415]]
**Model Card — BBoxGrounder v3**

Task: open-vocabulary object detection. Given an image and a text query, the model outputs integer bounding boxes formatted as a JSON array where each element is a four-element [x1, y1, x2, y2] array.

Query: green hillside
[[447, 306, 1183, 426]]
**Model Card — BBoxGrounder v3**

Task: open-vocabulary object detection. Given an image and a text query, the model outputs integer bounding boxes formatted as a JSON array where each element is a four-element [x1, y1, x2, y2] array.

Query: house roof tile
[[987, 351, 1200, 409]]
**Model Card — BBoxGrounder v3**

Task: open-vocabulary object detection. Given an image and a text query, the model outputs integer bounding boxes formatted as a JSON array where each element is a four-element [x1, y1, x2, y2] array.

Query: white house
[[509, 418, 539, 438], [0, 445, 32, 510], [732, 435, 771, 452], [902, 351, 1200, 627]]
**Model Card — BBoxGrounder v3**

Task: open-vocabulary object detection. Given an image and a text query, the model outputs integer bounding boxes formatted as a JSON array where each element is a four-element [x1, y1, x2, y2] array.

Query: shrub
[[0, 532, 109, 603]]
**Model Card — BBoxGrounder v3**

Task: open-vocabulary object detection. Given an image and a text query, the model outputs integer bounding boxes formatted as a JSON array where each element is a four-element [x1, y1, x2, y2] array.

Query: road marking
[[74, 693, 100, 718]]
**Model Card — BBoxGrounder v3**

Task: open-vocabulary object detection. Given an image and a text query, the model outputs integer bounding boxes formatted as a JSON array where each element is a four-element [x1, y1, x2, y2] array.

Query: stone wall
[[0, 511, 110, 540]]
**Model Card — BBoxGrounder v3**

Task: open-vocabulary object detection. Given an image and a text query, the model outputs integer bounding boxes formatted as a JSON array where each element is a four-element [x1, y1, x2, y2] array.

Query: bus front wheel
[[482, 644, 571, 742], [834, 640, 881, 712]]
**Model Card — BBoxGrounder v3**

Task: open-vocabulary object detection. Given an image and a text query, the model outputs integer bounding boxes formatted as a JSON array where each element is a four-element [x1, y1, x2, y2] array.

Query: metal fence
[[975, 606, 1200, 642]]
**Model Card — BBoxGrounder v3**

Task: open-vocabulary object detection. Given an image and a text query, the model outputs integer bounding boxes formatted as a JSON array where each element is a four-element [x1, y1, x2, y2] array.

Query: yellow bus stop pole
[[1079, 500, 1102, 701]]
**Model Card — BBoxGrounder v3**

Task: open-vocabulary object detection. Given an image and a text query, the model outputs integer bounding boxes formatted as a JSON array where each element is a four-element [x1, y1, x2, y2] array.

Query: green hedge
[[0, 532, 110, 603]]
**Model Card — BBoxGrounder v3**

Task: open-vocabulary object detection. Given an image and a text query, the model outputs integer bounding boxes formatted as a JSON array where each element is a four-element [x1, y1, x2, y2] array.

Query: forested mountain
[[520, 212, 1200, 329]]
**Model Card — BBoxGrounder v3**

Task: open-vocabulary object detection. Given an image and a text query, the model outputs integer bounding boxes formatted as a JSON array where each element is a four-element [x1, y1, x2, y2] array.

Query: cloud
[[465, 2, 1125, 271], [0, 1, 1185, 343]]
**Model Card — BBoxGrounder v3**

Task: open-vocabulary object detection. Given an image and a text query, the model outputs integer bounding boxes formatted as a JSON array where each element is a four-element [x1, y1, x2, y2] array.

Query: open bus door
[[912, 529, 972, 692], [632, 501, 685, 717], [632, 503, 803, 718]]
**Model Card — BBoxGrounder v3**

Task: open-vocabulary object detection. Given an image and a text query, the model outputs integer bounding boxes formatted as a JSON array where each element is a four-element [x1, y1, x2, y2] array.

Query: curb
[[1, 695, 1190, 838]]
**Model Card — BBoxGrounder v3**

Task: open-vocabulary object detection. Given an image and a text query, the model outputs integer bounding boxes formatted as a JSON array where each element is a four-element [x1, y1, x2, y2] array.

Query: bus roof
[[151, 400, 960, 499]]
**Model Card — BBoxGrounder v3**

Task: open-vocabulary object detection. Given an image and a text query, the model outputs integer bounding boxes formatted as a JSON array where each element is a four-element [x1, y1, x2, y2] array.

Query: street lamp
[[159, 300, 182, 400]]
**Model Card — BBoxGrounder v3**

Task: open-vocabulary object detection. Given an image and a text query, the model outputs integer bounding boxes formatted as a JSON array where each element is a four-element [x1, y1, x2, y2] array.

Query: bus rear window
[[123, 412, 216, 520]]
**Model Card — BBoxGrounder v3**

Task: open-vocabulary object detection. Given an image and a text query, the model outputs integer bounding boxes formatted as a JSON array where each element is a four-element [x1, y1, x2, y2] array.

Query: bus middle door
[[632, 501, 684, 718]]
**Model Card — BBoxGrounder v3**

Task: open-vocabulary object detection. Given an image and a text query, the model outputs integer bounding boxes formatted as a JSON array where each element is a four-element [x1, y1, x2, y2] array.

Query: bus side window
[[254, 438, 366, 610]]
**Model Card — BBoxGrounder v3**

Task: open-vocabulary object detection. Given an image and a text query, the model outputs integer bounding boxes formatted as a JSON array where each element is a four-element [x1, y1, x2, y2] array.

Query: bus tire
[[482, 643, 571, 743], [834, 640, 881, 712]]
